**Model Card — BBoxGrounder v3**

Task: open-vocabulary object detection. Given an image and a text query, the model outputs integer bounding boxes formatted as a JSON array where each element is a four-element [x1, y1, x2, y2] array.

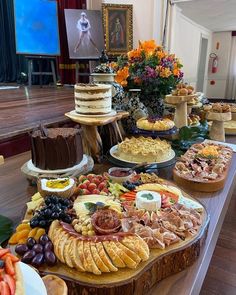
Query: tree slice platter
[[21, 191, 209, 295]]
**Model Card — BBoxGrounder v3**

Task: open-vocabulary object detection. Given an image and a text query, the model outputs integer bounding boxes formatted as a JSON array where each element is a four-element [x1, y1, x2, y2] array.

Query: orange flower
[[139, 40, 157, 55], [109, 62, 118, 71], [160, 68, 172, 78], [173, 68, 180, 76], [128, 48, 142, 60], [115, 66, 129, 86], [156, 50, 166, 59]]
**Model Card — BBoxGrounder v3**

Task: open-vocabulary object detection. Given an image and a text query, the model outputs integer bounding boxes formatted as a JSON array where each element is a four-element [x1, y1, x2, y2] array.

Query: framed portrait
[[64, 9, 104, 59], [102, 4, 133, 56]]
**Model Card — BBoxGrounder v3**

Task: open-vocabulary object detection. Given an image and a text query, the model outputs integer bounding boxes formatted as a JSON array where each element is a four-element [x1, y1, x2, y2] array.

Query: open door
[[197, 37, 208, 92]]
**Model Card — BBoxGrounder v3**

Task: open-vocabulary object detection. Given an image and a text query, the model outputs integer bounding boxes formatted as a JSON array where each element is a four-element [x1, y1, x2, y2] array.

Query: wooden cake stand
[[165, 94, 197, 128], [65, 111, 129, 163], [207, 112, 232, 142]]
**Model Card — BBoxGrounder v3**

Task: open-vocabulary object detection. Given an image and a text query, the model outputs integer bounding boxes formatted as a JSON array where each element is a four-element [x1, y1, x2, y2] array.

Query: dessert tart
[[188, 114, 200, 126], [115, 137, 173, 163], [136, 117, 175, 131]]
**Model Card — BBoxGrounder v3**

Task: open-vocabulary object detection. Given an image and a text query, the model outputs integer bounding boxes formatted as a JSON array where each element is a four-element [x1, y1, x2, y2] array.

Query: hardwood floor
[[200, 192, 236, 295], [0, 85, 74, 140]]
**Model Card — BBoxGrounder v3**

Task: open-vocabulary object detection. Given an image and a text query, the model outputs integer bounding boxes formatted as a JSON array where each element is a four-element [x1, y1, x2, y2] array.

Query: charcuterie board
[[15, 186, 209, 295]]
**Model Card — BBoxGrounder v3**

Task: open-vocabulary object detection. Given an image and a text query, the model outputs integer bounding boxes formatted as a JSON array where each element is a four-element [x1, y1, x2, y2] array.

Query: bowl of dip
[[108, 167, 136, 183]]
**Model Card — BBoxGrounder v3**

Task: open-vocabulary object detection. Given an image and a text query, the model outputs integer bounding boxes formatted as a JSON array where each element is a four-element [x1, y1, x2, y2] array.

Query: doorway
[[197, 37, 208, 92]]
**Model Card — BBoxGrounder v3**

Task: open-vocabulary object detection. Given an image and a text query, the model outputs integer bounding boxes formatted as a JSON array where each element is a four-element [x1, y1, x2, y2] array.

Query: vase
[[123, 89, 148, 134], [140, 93, 165, 117], [90, 73, 125, 110]]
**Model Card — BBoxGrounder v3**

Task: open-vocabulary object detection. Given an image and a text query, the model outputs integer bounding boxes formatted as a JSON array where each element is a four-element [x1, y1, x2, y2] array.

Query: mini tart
[[37, 177, 76, 198], [42, 275, 68, 295], [136, 117, 175, 131], [116, 137, 173, 163]]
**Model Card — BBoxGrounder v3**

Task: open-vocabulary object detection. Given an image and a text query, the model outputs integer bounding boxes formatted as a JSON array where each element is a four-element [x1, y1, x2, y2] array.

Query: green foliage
[[0, 215, 13, 245]]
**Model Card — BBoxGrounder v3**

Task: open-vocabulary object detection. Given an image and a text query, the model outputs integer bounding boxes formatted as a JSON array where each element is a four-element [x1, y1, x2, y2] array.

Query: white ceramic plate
[[27, 154, 88, 174], [69, 110, 117, 117], [110, 145, 175, 164], [19, 262, 47, 295]]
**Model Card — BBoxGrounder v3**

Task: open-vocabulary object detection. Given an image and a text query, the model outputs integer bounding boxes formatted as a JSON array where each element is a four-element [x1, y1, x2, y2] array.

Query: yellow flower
[[160, 68, 172, 78], [156, 50, 166, 59], [115, 66, 129, 86]]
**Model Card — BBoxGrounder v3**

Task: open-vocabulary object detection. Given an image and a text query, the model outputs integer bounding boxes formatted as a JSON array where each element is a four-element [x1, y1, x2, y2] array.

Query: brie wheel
[[136, 190, 162, 211]]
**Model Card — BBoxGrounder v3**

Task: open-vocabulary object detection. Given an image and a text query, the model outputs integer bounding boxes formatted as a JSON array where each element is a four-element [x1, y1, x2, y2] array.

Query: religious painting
[[102, 4, 133, 56], [64, 9, 104, 59]]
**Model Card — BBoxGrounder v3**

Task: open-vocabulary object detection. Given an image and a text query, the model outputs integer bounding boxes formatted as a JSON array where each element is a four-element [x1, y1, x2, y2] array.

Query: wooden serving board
[[21, 192, 209, 295]]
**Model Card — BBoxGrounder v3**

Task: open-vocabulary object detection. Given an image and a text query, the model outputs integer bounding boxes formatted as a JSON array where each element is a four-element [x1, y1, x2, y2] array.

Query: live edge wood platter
[[24, 192, 209, 295]]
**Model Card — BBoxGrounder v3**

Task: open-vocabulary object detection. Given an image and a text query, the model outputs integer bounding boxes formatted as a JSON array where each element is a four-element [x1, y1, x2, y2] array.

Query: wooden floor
[[0, 86, 74, 140]]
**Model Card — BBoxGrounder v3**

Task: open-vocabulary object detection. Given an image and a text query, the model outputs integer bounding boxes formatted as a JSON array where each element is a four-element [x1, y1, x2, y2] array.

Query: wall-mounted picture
[[64, 9, 104, 59], [102, 4, 133, 56]]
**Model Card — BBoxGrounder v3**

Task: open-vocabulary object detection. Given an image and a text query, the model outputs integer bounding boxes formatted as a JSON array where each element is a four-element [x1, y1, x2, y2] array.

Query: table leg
[[81, 125, 103, 163], [209, 121, 225, 142], [175, 102, 188, 128]]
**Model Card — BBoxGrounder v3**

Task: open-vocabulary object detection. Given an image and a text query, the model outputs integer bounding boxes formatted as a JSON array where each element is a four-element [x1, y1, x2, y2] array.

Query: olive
[[43, 209, 52, 217], [27, 237, 36, 249], [39, 234, 50, 246], [32, 244, 43, 253], [44, 241, 53, 252], [21, 250, 36, 264], [31, 253, 44, 267], [44, 251, 57, 266], [0, 259, 5, 268], [15, 244, 29, 256]]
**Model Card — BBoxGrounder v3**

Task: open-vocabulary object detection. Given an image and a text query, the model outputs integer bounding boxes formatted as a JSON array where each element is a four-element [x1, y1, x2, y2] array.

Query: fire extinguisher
[[210, 53, 218, 73]]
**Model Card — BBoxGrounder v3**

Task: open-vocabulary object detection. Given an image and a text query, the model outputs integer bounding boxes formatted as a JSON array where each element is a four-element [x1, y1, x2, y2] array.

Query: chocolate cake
[[30, 127, 83, 170]]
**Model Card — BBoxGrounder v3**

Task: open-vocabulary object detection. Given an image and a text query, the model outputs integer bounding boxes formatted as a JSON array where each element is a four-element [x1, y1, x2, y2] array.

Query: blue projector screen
[[14, 0, 60, 55]]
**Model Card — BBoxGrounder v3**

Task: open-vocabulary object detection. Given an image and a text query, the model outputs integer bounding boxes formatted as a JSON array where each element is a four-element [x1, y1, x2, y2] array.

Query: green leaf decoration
[[141, 193, 154, 200], [84, 202, 109, 214], [0, 215, 13, 245]]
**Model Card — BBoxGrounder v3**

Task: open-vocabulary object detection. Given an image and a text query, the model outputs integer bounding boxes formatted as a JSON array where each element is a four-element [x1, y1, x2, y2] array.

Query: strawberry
[[78, 175, 87, 182], [82, 179, 90, 185], [98, 182, 106, 190], [5, 257, 14, 276], [92, 189, 100, 195], [88, 183, 97, 192], [96, 175, 103, 181], [81, 189, 90, 195], [0, 249, 10, 258], [93, 178, 101, 186], [0, 281, 11, 295], [87, 174, 95, 181], [3, 274, 15, 295], [78, 183, 87, 190], [101, 187, 109, 194]]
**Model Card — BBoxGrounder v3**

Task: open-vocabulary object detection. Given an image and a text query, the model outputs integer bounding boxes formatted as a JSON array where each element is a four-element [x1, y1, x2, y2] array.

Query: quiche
[[116, 136, 173, 163], [136, 117, 175, 131]]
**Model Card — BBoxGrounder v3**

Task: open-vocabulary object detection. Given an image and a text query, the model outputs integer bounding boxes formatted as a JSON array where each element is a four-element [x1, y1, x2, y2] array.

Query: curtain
[[0, 0, 27, 83], [57, 0, 87, 84], [226, 36, 236, 100]]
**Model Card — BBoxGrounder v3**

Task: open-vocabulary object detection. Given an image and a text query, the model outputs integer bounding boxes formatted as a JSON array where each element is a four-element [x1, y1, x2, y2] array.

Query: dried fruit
[[15, 223, 30, 232], [34, 228, 46, 241]]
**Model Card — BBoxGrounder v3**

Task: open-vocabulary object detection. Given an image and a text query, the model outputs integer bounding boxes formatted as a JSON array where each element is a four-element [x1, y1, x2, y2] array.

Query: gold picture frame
[[102, 4, 133, 56]]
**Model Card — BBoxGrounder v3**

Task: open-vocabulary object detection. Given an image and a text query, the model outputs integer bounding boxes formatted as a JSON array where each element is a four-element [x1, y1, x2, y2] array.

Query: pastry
[[172, 83, 195, 96], [136, 117, 175, 131], [74, 83, 112, 115], [188, 114, 200, 126], [30, 127, 83, 170], [42, 275, 68, 295], [116, 136, 173, 163]]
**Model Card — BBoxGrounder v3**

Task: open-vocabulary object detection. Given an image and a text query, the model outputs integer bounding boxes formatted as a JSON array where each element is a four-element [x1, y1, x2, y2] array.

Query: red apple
[[88, 183, 97, 192], [92, 189, 100, 195]]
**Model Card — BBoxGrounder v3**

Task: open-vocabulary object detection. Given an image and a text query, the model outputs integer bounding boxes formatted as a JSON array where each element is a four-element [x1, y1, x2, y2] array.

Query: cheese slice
[[136, 190, 161, 211]]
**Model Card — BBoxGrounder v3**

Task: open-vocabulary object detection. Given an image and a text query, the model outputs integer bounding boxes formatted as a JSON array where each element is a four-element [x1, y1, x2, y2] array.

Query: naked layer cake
[[31, 127, 83, 170], [74, 83, 112, 115], [116, 136, 173, 163]]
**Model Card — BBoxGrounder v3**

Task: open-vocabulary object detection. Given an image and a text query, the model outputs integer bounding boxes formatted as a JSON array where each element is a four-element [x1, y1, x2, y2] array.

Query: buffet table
[[1, 149, 236, 295]]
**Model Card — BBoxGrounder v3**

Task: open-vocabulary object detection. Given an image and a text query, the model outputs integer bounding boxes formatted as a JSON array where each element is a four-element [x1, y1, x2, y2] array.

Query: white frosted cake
[[74, 83, 112, 115]]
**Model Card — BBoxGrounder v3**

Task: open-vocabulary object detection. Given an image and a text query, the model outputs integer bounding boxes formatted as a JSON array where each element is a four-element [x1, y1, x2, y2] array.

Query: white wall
[[87, 0, 165, 47], [169, 6, 212, 93], [206, 32, 232, 99]]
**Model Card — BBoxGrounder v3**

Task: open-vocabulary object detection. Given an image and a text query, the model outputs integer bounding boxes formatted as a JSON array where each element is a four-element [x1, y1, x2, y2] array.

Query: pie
[[136, 117, 175, 131], [115, 136, 173, 163]]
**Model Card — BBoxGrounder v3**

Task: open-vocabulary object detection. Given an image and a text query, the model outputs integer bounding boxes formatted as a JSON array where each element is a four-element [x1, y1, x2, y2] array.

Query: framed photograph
[[102, 4, 133, 56], [64, 9, 104, 59]]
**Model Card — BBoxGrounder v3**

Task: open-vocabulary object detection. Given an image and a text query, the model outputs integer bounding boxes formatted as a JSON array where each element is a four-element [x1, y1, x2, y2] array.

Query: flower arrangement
[[111, 40, 183, 96]]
